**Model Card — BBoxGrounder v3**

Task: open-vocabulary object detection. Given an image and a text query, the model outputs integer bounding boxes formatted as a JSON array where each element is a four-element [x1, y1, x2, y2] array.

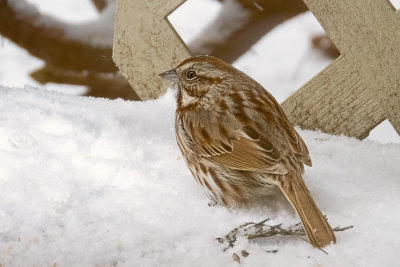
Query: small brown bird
[[160, 55, 335, 248]]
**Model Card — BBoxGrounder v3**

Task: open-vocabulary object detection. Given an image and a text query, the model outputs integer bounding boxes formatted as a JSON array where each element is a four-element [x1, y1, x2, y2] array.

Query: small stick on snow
[[217, 218, 353, 251]]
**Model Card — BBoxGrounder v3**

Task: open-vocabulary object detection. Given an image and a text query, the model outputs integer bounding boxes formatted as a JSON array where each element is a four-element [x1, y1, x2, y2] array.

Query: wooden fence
[[113, 0, 400, 139]]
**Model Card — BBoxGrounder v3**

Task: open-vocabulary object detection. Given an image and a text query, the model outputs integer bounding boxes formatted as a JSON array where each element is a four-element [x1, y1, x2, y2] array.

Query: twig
[[189, 0, 308, 63], [30, 66, 140, 100], [217, 218, 353, 251], [91, 0, 108, 12]]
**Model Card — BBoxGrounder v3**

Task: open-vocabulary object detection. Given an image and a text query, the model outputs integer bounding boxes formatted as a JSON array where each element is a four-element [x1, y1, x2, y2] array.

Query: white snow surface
[[0, 86, 399, 266]]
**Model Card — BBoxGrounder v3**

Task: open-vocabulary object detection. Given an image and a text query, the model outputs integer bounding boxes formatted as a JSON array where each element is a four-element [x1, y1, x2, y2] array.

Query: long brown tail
[[278, 174, 336, 248]]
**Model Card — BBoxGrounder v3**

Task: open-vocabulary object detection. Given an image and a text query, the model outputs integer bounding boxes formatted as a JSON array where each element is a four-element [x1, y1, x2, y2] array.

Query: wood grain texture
[[282, 56, 386, 139], [113, 0, 190, 100], [283, 0, 400, 137]]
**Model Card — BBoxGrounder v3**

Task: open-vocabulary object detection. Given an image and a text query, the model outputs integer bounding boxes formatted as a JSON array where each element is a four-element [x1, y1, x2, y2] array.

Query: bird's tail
[[278, 174, 336, 248]]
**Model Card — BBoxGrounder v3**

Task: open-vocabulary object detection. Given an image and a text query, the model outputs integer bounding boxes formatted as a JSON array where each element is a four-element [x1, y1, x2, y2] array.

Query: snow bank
[[0, 86, 399, 266]]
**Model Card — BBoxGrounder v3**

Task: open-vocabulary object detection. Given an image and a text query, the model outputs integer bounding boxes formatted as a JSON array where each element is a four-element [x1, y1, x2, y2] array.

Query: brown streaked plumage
[[160, 55, 336, 248]]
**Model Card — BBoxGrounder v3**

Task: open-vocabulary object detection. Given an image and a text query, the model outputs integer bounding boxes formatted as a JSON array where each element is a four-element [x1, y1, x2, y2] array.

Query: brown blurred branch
[[30, 66, 140, 100], [189, 0, 308, 63], [0, 1, 116, 72], [91, 0, 108, 12], [312, 34, 340, 58], [0, 0, 142, 100]]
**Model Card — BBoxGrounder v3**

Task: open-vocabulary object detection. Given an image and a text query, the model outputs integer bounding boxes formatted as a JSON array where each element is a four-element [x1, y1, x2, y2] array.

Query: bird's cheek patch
[[198, 76, 222, 85], [212, 77, 223, 85]]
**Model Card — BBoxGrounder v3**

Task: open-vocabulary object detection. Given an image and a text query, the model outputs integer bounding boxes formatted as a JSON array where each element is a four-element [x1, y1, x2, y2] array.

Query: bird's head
[[159, 55, 236, 110]]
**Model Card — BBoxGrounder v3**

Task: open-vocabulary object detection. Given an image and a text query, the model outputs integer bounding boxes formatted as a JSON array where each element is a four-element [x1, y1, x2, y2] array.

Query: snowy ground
[[1, 0, 400, 266], [0, 86, 399, 266]]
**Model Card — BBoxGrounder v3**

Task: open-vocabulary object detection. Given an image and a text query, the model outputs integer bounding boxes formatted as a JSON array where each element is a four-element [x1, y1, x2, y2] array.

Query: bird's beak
[[159, 69, 179, 83]]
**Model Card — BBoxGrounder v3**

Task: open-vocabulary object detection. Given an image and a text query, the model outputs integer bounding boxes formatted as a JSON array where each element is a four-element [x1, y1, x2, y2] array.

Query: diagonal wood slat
[[293, 0, 400, 136], [282, 56, 386, 139]]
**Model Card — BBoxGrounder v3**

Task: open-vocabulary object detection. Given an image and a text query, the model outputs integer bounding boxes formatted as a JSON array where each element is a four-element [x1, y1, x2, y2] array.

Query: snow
[[187, 0, 253, 54], [389, 0, 400, 9], [25, 0, 98, 22], [0, 85, 400, 266], [9, 0, 114, 48], [1, 0, 400, 265], [169, 0, 222, 43], [0, 40, 87, 95]]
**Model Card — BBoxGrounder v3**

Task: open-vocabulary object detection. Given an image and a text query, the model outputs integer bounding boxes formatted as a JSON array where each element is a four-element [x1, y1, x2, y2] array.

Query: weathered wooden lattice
[[113, 0, 190, 100], [113, 0, 400, 139]]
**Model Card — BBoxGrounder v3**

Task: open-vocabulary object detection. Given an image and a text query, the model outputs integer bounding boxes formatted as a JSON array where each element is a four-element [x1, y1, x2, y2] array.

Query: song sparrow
[[160, 55, 336, 248]]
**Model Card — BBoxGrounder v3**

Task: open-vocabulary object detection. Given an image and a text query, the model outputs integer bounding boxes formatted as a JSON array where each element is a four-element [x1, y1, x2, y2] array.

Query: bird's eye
[[186, 70, 197, 80]]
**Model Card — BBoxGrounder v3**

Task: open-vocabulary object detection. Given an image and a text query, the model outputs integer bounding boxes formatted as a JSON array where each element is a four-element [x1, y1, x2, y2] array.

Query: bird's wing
[[272, 103, 312, 166], [241, 87, 312, 167], [209, 125, 288, 175], [182, 110, 288, 175]]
